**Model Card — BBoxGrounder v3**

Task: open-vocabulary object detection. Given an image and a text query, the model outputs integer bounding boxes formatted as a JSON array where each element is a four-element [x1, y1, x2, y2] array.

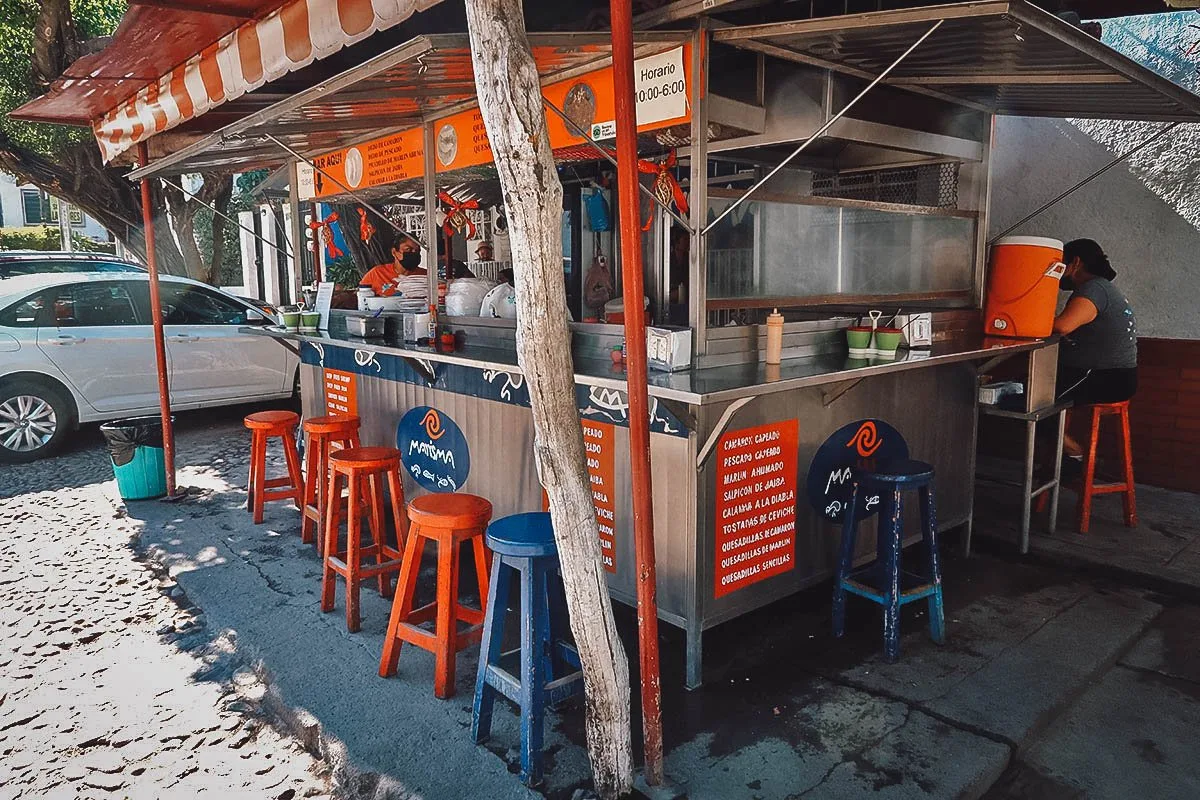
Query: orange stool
[[244, 410, 303, 524], [1074, 401, 1137, 533], [379, 493, 493, 699], [301, 415, 362, 551], [321, 447, 408, 632]]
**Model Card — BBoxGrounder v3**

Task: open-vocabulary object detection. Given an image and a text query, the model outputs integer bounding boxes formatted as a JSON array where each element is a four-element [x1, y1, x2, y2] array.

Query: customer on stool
[[1051, 238, 1138, 464]]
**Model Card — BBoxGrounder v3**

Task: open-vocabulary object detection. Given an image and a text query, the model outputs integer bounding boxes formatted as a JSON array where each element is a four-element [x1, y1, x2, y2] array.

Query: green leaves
[[0, 0, 126, 158]]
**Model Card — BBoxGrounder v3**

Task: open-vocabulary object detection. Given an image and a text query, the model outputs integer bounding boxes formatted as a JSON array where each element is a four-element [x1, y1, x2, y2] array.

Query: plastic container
[[356, 286, 374, 311], [100, 416, 173, 500], [873, 327, 903, 356], [764, 308, 784, 365], [280, 311, 300, 331], [846, 327, 873, 356], [984, 236, 1066, 338], [300, 311, 321, 332]]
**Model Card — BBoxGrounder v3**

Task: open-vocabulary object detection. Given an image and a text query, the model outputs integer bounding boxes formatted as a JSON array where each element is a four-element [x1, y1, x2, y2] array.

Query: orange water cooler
[[983, 236, 1066, 338]]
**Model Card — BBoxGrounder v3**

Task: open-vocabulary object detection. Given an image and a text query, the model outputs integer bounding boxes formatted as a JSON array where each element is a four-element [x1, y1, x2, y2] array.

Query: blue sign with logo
[[397, 406, 471, 493], [806, 419, 908, 523]]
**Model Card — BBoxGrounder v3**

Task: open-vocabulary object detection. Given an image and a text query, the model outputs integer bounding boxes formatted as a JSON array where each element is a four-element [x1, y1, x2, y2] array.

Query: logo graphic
[[421, 408, 445, 440], [344, 147, 363, 188], [846, 420, 882, 458], [807, 419, 908, 522], [398, 406, 470, 493], [436, 123, 458, 167]]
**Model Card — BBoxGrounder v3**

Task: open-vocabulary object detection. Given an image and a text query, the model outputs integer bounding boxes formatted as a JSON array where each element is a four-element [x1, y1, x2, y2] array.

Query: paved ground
[[4, 406, 1200, 800], [0, 405, 332, 800], [975, 469, 1200, 598]]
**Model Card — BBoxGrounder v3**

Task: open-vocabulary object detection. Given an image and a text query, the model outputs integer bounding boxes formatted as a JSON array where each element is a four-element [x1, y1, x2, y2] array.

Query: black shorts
[[1056, 366, 1138, 405]]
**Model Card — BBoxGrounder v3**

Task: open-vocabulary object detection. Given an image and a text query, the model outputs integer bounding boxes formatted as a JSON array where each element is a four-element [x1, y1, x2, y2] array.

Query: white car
[[0, 272, 300, 462]]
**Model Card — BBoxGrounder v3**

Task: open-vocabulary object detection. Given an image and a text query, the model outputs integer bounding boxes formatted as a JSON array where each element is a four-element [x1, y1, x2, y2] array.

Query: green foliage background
[[0, 225, 116, 253], [0, 1, 127, 157]]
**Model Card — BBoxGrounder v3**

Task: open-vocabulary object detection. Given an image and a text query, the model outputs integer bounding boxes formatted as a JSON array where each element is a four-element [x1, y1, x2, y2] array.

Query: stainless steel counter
[[249, 325, 1051, 405]]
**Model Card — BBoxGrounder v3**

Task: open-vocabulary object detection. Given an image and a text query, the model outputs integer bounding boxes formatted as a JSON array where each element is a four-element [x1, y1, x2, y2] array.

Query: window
[[45, 283, 140, 327], [160, 283, 249, 326], [0, 293, 48, 328], [21, 189, 43, 225]]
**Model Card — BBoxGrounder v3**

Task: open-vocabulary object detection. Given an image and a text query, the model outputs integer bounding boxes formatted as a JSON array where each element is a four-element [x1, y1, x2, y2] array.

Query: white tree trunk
[[464, 1, 634, 796]]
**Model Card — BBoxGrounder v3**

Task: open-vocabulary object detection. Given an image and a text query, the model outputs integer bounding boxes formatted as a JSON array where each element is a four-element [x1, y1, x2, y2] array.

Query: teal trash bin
[[100, 416, 173, 500]]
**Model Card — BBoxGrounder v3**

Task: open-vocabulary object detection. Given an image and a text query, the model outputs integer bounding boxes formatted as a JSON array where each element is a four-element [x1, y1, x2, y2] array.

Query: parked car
[[1, 251, 282, 317], [0, 272, 299, 462], [0, 251, 146, 279]]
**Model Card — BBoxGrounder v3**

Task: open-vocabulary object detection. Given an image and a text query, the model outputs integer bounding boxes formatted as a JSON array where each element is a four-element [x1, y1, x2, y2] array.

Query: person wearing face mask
[[1051, 238, 1138, 460], [361, 236, 426, 297]]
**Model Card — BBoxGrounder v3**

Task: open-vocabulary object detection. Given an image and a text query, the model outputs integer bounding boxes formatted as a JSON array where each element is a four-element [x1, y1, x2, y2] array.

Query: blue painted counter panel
[[300, 340, 688, 438]]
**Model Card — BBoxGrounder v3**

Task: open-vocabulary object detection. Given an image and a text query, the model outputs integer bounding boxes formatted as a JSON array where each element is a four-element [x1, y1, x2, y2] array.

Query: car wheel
[[0, 380, 73, 463]]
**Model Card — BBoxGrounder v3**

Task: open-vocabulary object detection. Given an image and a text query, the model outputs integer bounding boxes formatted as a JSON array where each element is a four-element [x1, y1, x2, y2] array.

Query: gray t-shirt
[[1059, 278, 1137, 370]]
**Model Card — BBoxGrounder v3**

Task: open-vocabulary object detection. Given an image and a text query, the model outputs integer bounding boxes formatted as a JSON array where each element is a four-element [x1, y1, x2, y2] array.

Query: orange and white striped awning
[[13, 0, 440, 163]]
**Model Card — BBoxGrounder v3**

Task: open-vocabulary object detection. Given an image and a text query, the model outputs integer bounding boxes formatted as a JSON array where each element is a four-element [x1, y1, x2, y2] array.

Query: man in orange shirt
[[360, 236, 425, 296]]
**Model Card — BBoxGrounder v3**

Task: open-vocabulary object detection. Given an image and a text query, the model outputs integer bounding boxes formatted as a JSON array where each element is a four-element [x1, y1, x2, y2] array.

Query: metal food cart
[[128, 1, 1200, 687]]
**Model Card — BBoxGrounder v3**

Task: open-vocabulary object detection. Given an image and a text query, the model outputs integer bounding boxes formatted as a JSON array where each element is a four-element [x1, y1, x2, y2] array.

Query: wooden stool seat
[[301, 415, 361, 551], [1073, 401, 1137, 533], [244, 410, 303, 524], [380, 493, 493, 699], [407, 493, 494, 529], [304, 414, 362, 435], [330, 446, 402, 469], [321, 446, 408, 632], [244, 409, 302, 430]]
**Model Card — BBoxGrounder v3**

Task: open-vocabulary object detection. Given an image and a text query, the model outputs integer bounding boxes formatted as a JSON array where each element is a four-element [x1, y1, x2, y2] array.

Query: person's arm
[[1053, 295, 1099, 335]]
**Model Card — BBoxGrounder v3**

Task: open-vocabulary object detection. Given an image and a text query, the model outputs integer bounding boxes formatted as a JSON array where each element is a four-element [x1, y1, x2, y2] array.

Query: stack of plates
[[394, 275, 429, 300]]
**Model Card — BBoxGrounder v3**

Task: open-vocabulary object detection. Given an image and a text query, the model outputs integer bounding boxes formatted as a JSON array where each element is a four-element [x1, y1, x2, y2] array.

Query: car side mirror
[[245, 309, 270, 326]]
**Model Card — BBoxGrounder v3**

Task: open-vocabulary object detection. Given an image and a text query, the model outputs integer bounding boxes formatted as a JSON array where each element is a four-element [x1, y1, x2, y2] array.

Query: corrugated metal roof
[[128, 32, 690, 180], [714, 0, 1200, 122]]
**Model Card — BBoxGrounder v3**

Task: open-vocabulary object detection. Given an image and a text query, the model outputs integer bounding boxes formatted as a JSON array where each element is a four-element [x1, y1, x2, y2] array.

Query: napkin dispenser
[[646, 326, 692, 372]]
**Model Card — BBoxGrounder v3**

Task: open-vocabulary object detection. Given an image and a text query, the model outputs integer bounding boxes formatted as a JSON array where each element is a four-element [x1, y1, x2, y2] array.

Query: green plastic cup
[[874, 328, 903, 353], [846, 327, 873, 350]]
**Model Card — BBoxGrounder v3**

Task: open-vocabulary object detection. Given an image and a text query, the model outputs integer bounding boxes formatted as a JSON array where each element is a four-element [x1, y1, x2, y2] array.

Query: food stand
[[126, 2, 1200, 688]]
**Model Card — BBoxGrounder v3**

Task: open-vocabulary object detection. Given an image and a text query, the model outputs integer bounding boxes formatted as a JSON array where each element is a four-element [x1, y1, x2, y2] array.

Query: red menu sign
[[323, 369, 357, 417], [715, 420, 798, 597], [583, 421, 617, 573]]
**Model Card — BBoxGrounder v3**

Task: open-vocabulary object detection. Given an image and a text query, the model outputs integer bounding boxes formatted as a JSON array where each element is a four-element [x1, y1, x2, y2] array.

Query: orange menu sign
[[583, 420, 617, 573], [298, 127, 423, 200], [714, 420, 798, 598], [300, 44, 692, 200], [322, 369, 357, 416]]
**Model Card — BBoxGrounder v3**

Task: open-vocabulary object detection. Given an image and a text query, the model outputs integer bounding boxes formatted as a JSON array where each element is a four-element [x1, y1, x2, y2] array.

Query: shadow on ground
[[70, 421, 1200, 800]]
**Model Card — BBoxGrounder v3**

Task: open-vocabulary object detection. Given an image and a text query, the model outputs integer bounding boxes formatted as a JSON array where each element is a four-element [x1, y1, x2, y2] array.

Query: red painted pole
[[137, 142, 177, 498], [609, 0, 665, 785]]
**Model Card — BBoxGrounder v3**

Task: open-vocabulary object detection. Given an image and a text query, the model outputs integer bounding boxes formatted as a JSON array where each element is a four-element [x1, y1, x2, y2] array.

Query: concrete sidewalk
[[974, 465, 1200, 598], [15, 407, 1200, 800]]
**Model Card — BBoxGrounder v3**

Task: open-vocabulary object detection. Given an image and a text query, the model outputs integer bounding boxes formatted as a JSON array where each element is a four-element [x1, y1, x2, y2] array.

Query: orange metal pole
[[609, 0, 664, 785], [137, 142, 177, 498]]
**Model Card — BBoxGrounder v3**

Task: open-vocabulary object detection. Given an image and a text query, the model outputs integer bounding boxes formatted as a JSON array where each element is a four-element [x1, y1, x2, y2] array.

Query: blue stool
[[472, 512, 584, 786], [833, 459, 945, 662]]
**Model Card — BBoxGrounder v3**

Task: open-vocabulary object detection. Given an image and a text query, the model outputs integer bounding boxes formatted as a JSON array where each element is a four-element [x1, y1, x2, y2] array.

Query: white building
[[0, 171, 112, 245]]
